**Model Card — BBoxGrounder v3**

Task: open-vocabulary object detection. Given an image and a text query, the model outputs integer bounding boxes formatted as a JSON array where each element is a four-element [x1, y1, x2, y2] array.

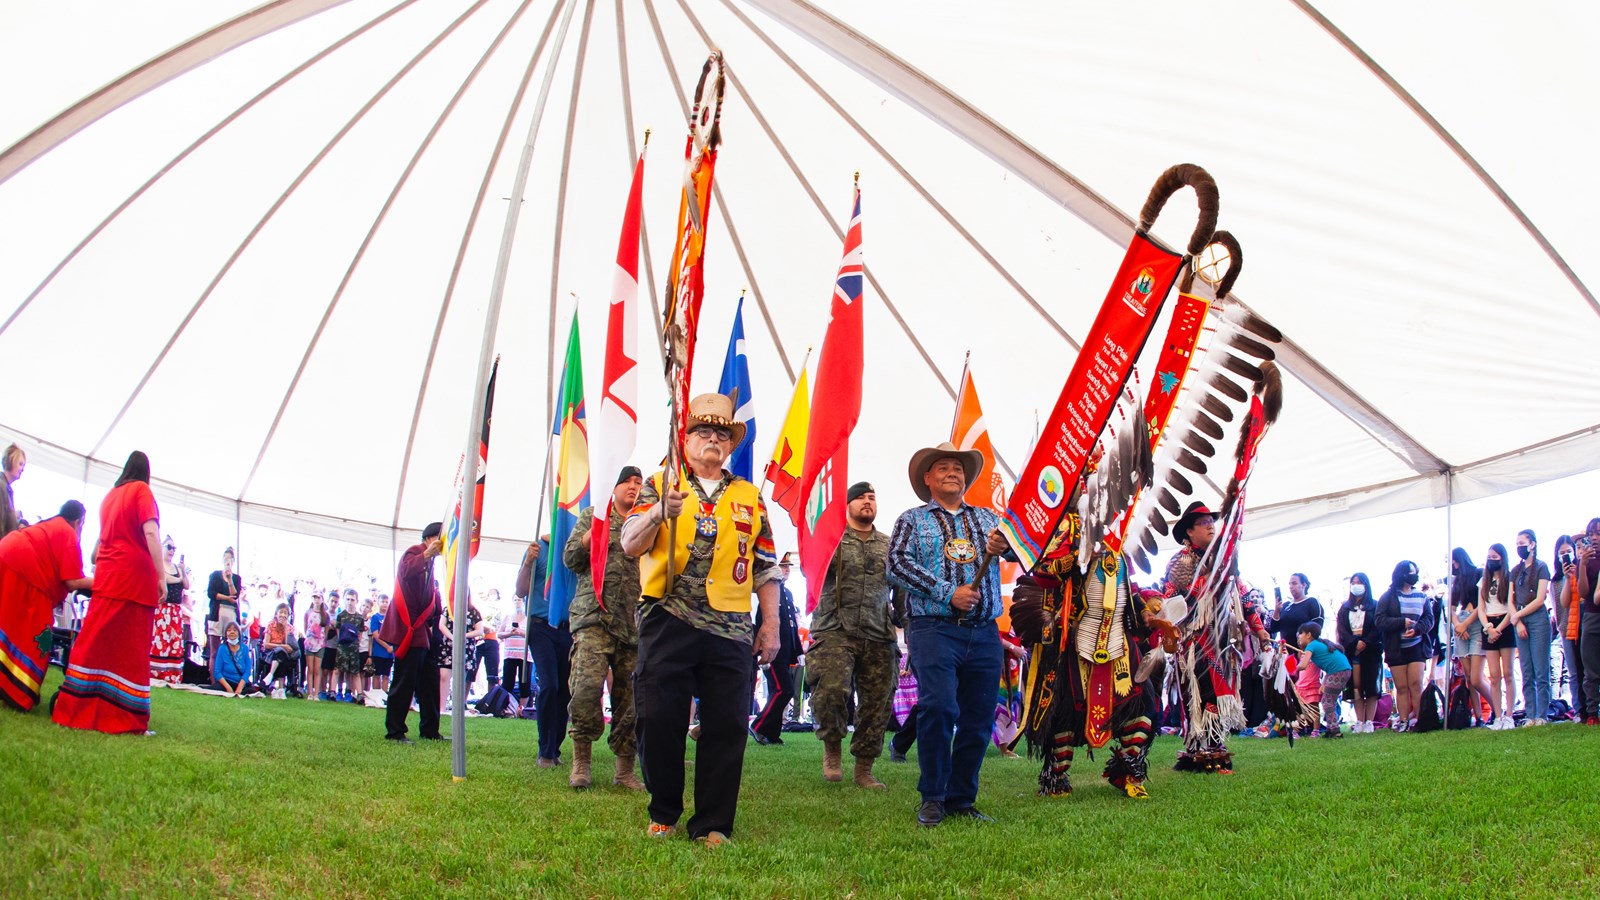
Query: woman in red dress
[[0, 500, 93, 711], [52, 452, 164, 734], [149, 537, 189, 685]]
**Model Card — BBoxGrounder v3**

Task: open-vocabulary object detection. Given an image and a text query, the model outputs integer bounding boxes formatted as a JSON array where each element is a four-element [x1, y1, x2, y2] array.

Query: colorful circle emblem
[[1038, 465, 1065, 509], [1134, 267, 1156, 295], [944, 538, 977, 564]]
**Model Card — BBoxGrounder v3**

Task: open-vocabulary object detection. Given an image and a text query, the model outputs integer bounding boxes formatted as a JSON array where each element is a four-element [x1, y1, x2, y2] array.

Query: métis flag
[[797, 186, 863, 613], [591, 149, 645, 601], [717, 296, 756, 481], [763, 365, 809, 527], [548, 312, 590, 626], [443, 356, 498, 617]]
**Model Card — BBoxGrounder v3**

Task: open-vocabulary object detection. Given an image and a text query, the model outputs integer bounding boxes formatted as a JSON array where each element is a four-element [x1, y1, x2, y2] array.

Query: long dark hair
[[1481, 543, 1510, 607], [114, 451, 151, 487], [1348, 572, 1373, 606], [1389, 560, 1418, 593], [1516, 528, 1539, 569], [1450, 547, 1480, 607]]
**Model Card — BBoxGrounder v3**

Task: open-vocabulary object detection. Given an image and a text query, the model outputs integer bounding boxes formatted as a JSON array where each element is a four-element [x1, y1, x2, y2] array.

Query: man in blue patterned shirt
[[887, 441, 1012, 827]]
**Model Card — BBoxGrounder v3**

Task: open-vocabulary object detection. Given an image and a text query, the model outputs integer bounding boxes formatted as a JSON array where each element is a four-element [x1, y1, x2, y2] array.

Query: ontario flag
[[443, 356, 498, 617], [548, 312, 590, 626], [797, 186, 863, 613], [763, 365, 809, 526], [590, 150, 645, 602]]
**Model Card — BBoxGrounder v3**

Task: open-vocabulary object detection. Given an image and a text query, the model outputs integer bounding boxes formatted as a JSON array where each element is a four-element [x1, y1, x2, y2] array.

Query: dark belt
[[924, 614, 989, 629]]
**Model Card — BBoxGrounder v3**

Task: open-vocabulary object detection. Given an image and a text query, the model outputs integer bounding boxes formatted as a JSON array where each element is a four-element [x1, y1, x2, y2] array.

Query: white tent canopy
[[3, 0, 1597, 564]]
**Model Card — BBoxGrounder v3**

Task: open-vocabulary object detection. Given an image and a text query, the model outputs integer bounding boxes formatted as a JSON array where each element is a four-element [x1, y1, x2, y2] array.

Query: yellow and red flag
[[763, 366, 810, 526]]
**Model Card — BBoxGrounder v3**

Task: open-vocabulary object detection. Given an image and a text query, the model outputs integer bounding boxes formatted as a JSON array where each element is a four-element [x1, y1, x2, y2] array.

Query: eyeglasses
[[690, 425, 734, 442]]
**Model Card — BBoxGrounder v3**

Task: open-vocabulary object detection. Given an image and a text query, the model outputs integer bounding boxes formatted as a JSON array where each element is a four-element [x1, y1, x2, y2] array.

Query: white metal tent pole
[[449, 0, 580, 782]]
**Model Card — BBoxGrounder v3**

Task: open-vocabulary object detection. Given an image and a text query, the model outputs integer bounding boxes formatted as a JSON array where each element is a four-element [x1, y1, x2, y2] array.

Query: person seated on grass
[[260, 602, 299, 697], [212, 622, 258, 697], [1297, 622, 1351, 738]]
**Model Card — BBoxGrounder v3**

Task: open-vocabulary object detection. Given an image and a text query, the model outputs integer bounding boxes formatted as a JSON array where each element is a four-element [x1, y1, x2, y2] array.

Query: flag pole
[[446, 0, 579, 781], [950, 349, 970, 441], [522, 438, 554, 714]]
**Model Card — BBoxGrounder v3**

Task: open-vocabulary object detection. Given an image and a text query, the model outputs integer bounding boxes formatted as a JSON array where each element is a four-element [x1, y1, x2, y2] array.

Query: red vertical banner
[[1000, 235, 1185, 569]]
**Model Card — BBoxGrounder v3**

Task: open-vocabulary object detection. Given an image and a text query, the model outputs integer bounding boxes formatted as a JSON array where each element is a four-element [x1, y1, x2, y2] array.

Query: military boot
[[569, 740, 592, 789], [613, 753, 645, 791], [823, 740, 844, 782], [854, 757, 885, 790]]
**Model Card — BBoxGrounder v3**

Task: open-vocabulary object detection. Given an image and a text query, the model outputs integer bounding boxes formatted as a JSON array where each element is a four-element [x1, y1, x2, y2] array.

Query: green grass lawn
[[3, 670, 1596, 898]]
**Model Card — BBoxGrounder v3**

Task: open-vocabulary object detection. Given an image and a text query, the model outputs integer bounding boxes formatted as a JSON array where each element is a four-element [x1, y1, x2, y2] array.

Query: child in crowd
[[1298, 622, 1352, 737], [261, 602, 299, 698], [334, 590, 367, 703], [304, 598, 328, 701], [368, 595, 392, 692], [357, 597, 374, 693]]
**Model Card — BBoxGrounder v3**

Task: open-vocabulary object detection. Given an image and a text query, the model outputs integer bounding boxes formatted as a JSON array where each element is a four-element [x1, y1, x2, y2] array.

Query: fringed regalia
[[1017, 541, 1156, 800], [1164, 545, 1263, 773]]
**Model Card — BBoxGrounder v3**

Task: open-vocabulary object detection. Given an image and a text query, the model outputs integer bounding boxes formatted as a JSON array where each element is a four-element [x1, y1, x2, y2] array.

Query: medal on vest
[[945, 538, 977, 565], [696, 498, 718, 540], [733, 558, 749, 584]]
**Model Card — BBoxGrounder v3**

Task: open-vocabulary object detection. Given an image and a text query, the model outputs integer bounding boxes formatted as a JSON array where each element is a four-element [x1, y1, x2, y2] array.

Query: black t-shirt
[[1269, 596, 1324, 639]]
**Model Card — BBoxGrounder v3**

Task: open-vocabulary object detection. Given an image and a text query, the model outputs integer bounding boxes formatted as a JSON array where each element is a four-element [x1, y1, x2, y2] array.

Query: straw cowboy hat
[[907, 441, 985, 503], [687, 392, 747, 449]]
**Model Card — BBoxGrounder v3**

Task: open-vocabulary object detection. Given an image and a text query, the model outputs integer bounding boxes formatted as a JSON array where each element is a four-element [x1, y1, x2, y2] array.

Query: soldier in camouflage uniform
[[563, 466, 645, 791], [621, 393, 782, 846], [808, 482, 899, 789]]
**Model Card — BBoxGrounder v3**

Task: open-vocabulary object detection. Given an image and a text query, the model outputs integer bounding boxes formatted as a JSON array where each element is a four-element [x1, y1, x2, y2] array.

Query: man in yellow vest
[[621, 392, 781, 847]]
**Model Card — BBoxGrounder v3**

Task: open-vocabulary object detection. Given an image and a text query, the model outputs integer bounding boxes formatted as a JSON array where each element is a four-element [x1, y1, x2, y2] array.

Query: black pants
[[751, 654, 797, 741], [1240, 662, 1267, 728], [502, 657, 529, 699], [635, 608, 754, 839], [891, 704, 919, 754], [467, 639, 501, 692], [527, 617, 572, 761], [386, 647, 442, 740]]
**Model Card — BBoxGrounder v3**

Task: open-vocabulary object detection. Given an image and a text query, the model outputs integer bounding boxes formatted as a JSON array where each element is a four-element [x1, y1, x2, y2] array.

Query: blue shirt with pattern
[[887, 500, 1006, 623]]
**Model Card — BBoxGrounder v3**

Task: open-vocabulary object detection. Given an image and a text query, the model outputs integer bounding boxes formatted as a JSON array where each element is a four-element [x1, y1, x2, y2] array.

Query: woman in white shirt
[[498, 596, 528, 700], [1478, 543, 1517, 729]]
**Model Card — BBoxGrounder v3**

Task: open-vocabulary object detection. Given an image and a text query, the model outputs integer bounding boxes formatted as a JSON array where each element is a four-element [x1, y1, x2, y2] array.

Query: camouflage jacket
[[812, 527, 895, 644], [564, 505, 641, 645]]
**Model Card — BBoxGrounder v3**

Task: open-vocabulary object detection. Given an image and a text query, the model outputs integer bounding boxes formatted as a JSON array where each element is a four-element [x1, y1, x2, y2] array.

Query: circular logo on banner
[[944, 538, 977, 564], [1038, 466, 1065, 509]]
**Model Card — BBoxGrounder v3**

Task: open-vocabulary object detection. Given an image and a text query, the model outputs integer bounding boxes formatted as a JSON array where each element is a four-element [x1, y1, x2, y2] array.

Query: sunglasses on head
[[690, 425, 733, 441]]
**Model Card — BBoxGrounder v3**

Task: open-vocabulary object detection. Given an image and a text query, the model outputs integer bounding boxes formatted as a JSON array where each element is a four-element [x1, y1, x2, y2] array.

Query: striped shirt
[[887, 500, 1004, 622], [1398, 590, 1426, 648]]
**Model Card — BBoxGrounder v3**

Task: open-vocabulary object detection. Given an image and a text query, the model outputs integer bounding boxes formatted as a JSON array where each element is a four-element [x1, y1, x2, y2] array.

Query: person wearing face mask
[[211, 621, 257, 697], [1550, 535, 1584, 719], [1478, 543, 1517, 729], [1376, 560, 1432, 731], [1507, 529, 1551, 726], [1448, 549, 1493, 727], [1335, 573, 1381, 733]]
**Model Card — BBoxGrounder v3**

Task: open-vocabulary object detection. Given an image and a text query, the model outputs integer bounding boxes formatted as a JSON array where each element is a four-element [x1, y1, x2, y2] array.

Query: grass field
[[3, 671, 1597, 899]]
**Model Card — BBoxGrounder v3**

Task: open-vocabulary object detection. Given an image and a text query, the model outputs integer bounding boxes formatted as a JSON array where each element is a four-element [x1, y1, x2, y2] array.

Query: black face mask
[[1485, 558, 1503, 572], [1516, 545, 1532, 561]]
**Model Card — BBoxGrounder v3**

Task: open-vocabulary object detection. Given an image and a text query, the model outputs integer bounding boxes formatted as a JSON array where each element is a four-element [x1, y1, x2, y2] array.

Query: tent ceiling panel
[[2, 0, 1596, 551]]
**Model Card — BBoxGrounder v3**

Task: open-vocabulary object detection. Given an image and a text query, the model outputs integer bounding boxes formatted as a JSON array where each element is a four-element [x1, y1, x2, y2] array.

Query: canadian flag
[[590, 151, 645, 600]]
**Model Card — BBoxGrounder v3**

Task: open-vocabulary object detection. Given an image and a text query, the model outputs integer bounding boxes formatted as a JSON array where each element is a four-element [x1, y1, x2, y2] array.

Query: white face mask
[[226, 636, 240, 647], [1350, 584, 1366, 597]]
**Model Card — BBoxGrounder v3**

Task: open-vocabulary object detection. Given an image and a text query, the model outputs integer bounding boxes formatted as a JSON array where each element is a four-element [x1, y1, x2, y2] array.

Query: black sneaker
[[385, 736, 415, 745], [749, 727, 770, 745], [916, 800, 944, 827], [890, 747, 908, 763], [945, 806, 994, 823]]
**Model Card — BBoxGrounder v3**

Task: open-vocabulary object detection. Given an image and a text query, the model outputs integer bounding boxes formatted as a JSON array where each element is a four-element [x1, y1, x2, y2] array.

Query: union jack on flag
[[797, 185, 865, 612]]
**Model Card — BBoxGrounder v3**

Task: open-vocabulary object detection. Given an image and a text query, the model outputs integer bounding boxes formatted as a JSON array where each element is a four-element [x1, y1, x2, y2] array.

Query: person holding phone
[[1376, 560, 1432, 731], [1551, 535, 1584, 717]]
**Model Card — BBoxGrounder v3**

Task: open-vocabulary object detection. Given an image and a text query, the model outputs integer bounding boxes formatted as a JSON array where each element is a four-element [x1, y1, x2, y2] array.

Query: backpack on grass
[[1415, 683, 1445, 732]]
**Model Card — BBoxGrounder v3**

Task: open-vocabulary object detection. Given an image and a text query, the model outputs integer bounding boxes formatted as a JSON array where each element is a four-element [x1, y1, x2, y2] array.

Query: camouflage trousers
[[805, 633, 898, 759], [568, 627, 638, 756]]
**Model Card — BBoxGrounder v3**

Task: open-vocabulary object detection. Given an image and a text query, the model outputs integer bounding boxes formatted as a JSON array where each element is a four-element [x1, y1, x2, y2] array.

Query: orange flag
[[949, 360, 1020, 630]]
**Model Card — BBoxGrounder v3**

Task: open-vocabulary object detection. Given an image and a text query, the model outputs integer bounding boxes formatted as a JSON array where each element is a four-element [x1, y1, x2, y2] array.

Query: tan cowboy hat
[[686, 392, 747, 449], [907, 441, 984, 503]]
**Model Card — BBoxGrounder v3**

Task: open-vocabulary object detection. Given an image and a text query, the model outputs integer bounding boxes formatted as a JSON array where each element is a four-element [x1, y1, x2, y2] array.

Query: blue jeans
[[527, 617, 572, 760], [1516, 611, 1552, 718], [907, 617, 1002, 807]]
